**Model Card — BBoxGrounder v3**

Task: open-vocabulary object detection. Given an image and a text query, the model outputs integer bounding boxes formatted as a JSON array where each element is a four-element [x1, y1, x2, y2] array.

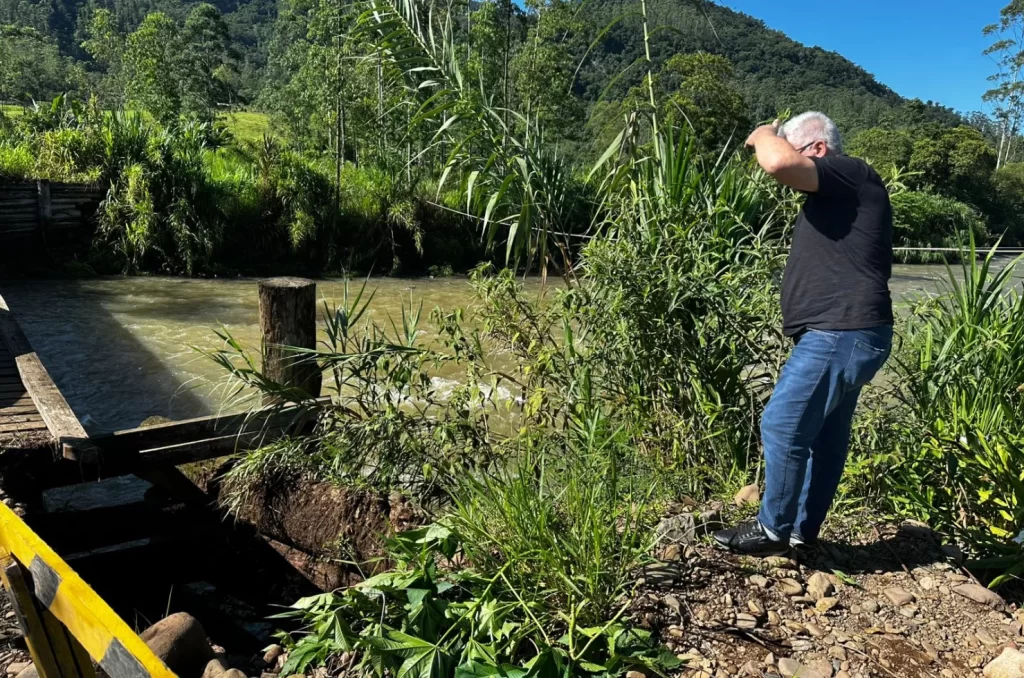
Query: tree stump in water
[[258, 277, 322, 401]]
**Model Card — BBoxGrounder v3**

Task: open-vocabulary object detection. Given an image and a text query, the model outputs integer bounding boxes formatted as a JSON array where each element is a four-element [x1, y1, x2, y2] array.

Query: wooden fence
[[0, 182, 105, 265]]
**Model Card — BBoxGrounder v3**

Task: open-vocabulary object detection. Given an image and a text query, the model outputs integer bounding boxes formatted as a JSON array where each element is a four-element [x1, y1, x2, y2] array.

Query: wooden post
[[258, 278, 321, 400], [36, 180, 52, 252]]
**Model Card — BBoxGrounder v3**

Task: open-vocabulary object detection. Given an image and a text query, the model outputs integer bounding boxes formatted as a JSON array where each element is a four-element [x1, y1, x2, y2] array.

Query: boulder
[[985, 648, 1024, 678], [13, 666, 35, 678], [6, 664, 31, 677], [139, 612, 215, 678]]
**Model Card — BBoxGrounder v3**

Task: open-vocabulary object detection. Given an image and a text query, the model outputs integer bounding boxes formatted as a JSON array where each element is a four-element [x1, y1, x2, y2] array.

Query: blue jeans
[[757, 326, 892, 542]]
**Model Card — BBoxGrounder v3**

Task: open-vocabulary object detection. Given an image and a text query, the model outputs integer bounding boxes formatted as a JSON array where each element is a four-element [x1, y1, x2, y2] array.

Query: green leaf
[[455, 661, 528, 678]]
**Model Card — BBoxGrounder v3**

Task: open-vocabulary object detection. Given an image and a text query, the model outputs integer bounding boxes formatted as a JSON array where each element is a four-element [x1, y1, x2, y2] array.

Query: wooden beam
[[0, 293, 85, 443], [63, 399, 324, 461]]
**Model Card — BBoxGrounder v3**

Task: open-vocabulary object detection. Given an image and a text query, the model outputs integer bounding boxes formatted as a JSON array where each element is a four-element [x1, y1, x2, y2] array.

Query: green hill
[[577, 0, 961, 135], [1, 0, 963, 137]]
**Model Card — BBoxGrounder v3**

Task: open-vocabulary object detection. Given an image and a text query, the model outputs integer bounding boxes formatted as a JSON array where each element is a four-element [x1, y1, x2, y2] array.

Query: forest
[[3, 0, 1024, 274]]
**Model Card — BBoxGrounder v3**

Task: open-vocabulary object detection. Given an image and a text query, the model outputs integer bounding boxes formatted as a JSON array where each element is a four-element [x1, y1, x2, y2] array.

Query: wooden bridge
[[0, 279, 327, 678]]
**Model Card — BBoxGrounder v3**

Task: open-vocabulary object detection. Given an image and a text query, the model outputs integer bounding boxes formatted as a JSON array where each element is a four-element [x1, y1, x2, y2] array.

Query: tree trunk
[[258, 278, 322, 402]]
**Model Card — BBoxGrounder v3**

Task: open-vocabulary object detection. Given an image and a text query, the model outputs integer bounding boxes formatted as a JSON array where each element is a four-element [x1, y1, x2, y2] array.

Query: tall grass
[[848, 239, 1024, 584]]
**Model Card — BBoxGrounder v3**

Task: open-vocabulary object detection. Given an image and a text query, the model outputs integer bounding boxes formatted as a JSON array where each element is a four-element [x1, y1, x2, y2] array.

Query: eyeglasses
[[795, 141, 818, 153]]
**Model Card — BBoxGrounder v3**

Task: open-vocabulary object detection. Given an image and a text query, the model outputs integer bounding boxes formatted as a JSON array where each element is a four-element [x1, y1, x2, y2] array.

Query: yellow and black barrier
[[0, 501, 176, 678]]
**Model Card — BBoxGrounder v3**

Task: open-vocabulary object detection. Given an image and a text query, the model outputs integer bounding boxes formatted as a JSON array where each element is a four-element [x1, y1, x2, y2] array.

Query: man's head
[[778, 112, 843, 158]]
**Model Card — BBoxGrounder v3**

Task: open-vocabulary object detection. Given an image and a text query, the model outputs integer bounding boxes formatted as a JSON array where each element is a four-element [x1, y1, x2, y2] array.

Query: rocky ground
[[2, 472, 1023, 678], [633, 496, 1024, 678]]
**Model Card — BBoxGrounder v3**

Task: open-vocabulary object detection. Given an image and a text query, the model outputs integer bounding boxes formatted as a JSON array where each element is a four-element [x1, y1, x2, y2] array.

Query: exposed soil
[[222, 475, 425, 589], [631, 509, 1024, 678]]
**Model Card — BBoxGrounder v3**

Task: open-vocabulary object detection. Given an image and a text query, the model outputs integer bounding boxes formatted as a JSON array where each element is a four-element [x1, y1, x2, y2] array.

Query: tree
[[658, 52, 748, 149], [909, 126, 997, 208], [848, 127, 914, 172], [181, 4, 238, 113], [983, 0, 1024, 168], [82, 9, 128, 107], [124, 13, 183, 121], [0, 24, 74, 103]]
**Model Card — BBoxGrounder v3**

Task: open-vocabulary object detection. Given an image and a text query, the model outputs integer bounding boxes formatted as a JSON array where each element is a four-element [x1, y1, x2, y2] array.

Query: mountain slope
[[578, 0, 961, 135]]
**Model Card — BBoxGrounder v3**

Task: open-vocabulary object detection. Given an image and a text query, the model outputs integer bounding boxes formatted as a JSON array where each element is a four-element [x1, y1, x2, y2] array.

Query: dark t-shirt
[[781, 154, 894, 337]]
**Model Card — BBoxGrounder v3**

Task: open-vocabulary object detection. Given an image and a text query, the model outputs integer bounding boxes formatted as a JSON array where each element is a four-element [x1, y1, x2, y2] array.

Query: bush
[[890, 189, 987, 248]]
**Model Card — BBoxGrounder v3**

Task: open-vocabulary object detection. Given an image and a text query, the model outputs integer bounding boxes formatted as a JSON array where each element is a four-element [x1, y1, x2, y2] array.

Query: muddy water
[[0, 263, 1014, 433]]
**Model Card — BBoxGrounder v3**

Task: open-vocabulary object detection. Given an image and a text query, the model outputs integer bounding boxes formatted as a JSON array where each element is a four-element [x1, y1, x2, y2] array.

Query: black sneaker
[[713, 519, 791, 556]]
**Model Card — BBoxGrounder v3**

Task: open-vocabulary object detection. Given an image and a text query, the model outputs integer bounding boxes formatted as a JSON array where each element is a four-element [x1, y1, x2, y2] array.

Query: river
[[0, 263, 1013, 433]]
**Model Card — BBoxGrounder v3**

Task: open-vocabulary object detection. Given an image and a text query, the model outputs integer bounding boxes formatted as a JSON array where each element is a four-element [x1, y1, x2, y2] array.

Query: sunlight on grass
[[218, 111, 271, 144]]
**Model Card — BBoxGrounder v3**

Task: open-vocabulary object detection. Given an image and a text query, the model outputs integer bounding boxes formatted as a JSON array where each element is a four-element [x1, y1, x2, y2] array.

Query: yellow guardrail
[[0, 501, 176, 678]]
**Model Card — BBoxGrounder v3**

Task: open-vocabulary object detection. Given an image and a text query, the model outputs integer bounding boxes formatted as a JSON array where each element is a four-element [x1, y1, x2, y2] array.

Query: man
[[713, 111, 894, 556]]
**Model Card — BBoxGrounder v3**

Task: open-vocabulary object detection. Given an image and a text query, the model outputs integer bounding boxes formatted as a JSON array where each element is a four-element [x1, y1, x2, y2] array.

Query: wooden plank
[[63, 399, 324, 460], [0, 292, 84, 442], [39, 603, 85, 678], [0, 414, 44, 423], [0, 555, 63, 678], [1, 405, 43, 415], [0, 397, 36, 409], [0, 421, 50, 432], [0, 502, 177, 678]]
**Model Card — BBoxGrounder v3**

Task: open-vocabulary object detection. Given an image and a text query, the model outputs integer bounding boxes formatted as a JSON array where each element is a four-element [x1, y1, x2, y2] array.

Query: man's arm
[[745, 124, 819, 193]]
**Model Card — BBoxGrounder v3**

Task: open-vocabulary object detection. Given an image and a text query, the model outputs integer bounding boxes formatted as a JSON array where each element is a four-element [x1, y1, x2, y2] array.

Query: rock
[[663, 594, 683, 616], [139, 612, 215, 678], [899, 520, 936, 542], [860, 599, 881, 615], [220, 672, 245, 678], [778, 657, 828, 678], [919, 576, 936, 591], [13, 668, 35, 678], [768, 610, 782, 626], [749, 574, 769, 589], [807, 573, 835, 601], [735, 613, 758, 630], [816, 597, 840, 614], [788, 638, 815, 652], [202, 659, 229, 678], [660, 543, 682, 561], [748, 600, 765, 615], [805, 622, 825, 638], [985, 648, 1024, 678], [779, 578, 804, 596], [883, 587, 915, 607], [263, 646, 284, 666], [941, 544, 965, 564], [739, 661, 761, 676], [625, 672, 646, 678], [793, 595, 816, 607], [976, 629, 1001, 646], [6, 664, 30, 676], [765, 556, 798, 569], [139, 415, 174, 427], [955, 584, 1005, 610], [828, 646, 848, 661], [806, 658, 833, 677], [734, 484, 760, 506], [656, 513, 696, 544]]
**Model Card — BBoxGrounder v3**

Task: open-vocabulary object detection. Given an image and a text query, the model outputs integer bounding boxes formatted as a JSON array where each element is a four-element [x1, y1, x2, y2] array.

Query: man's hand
[[745, 120, 780, 150], [746, 120, 819, 193]]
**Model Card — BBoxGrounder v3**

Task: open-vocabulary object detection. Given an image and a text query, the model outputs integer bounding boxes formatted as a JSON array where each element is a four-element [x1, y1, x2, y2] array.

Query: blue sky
[[720, 0, 1007, 115]]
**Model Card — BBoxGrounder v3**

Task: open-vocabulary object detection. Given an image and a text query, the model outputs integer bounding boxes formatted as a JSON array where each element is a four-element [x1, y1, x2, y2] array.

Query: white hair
[[778, 111, 843, 154]]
